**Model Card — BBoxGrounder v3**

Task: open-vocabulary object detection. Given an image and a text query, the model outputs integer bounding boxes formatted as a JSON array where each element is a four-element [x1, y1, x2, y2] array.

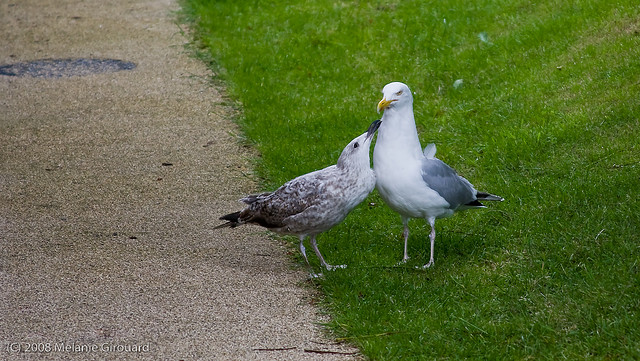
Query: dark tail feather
[[214, 211, 242, 229], [476, 192, 504, 202]]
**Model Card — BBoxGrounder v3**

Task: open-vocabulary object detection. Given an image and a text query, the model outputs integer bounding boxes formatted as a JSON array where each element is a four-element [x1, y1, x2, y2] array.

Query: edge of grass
[[179, 1, 640, 359]]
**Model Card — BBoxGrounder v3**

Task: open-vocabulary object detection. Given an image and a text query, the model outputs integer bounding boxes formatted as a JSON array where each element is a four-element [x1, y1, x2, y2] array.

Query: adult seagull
[[373, 82, 503, 268]]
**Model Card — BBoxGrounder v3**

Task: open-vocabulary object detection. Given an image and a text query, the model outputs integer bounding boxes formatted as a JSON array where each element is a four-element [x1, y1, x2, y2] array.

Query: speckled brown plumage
[[216, 120, 381, 274]]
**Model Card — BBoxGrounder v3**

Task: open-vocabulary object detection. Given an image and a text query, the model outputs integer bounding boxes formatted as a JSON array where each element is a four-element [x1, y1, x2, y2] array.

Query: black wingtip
[[464, 199, 485, 208], [476, 192, 504, 202], [214, 211, 242, 229]]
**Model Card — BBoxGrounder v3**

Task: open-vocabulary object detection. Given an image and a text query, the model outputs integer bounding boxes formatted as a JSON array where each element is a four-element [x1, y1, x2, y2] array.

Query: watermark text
[[3, 341, 150, 354]]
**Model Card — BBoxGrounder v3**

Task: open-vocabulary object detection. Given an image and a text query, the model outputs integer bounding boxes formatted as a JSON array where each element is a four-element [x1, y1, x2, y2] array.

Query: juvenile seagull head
[[377, 82, 413, 113], [337, 118, 381, 170]]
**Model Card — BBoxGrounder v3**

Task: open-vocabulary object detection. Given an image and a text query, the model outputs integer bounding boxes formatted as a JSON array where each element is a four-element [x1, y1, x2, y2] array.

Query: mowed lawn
[[181, 0, 639, 359]]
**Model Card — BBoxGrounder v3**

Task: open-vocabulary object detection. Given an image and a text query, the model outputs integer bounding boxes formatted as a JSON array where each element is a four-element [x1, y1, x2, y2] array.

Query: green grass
[[180, 0, 640, 359]]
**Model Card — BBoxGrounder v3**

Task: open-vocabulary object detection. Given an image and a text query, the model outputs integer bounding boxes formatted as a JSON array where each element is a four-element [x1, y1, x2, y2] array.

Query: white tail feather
[[423, 143, 437, 159]]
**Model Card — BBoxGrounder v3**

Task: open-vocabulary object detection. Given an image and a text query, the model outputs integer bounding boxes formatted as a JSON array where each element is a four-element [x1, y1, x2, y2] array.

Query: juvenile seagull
[[216, 119, 381, 273], [373, 82, 503, 268]]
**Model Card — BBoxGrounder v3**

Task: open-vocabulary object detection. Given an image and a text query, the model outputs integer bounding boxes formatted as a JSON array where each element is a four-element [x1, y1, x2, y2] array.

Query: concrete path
[[0, 0, 358, 359]]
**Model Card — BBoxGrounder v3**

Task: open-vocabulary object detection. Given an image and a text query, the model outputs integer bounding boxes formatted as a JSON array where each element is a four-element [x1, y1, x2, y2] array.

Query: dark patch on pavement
[[0, 58, 136, 78]]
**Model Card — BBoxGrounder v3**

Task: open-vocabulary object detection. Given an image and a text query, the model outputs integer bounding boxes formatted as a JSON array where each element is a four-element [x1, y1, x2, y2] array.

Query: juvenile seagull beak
[[366, 119, 382, 140], [377, 98, 396, 113]]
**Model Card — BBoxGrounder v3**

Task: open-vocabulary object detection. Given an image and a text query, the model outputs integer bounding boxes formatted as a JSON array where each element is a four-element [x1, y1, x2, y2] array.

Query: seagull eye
[[395, 90, 403, 96], [353, 142, 359, 149]]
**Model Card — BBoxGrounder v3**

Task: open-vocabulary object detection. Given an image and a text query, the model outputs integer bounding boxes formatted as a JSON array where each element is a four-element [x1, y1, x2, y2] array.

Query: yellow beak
[[377, 98, 396, 113]]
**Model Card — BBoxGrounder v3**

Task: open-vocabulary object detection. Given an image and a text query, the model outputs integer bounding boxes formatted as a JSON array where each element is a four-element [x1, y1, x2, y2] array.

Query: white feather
[[423, 143, 437, 159]]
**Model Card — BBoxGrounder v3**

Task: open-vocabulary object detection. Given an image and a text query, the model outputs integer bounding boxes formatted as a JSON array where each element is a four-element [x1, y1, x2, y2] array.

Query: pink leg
[[399, 216, 410, 264], [311, 235, 346, 271], [298, 236, 310, 266], [422, 217, 436, 268]]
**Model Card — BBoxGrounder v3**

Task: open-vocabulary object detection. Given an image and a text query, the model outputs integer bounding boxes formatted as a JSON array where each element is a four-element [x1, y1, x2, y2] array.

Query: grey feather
[[420, 157, 477, 209]]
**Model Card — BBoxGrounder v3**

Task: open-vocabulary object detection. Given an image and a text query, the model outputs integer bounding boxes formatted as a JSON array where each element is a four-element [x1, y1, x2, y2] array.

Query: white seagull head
[[337, 119, 381, 170], [377, 82, 413, 113]]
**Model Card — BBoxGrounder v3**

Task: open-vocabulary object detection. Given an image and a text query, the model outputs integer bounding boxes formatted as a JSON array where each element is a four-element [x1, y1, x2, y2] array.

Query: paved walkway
[[0, 0, 358, 359]]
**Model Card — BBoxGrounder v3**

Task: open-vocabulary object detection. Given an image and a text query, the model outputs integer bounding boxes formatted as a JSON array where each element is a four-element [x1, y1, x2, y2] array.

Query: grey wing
[[421, 157, 477, 209], [246, 171, 328, 228]]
